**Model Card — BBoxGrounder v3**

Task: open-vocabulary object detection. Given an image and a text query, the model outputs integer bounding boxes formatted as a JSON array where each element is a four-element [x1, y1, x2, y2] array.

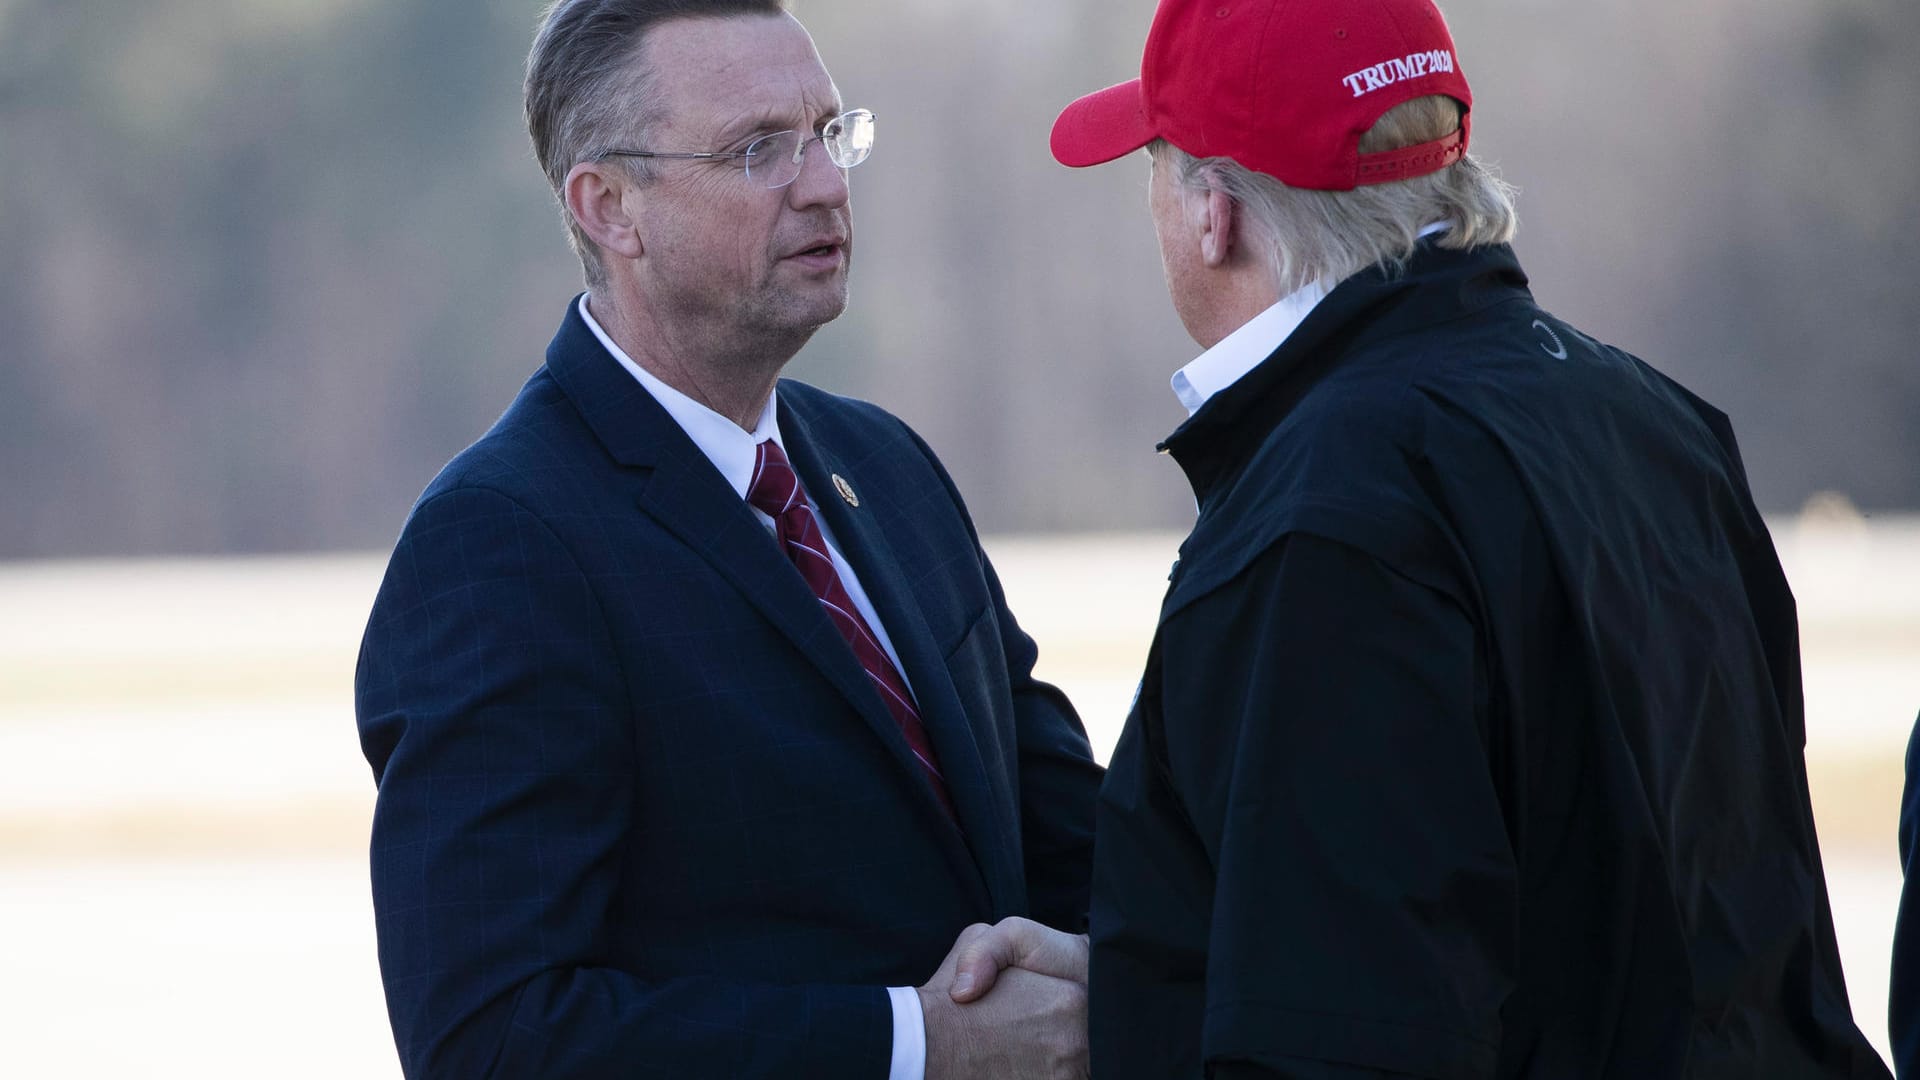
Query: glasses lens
[[744, 113, 872, 188], [824, 110, 874, 169], [744, 129, 805, 189]]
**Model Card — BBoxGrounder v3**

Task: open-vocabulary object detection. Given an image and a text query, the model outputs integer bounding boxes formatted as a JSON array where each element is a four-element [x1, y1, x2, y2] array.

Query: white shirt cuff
[[886, 985, 927, 1080]]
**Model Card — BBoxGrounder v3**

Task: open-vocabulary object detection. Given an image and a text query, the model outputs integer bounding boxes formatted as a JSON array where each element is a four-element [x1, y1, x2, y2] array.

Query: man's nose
[[786, 138, 850, 210]]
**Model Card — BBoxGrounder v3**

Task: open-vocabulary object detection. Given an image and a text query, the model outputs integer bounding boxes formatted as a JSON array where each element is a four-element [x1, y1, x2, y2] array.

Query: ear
[[1198, 187, 1237, 269], [564, 161, 645, 262]]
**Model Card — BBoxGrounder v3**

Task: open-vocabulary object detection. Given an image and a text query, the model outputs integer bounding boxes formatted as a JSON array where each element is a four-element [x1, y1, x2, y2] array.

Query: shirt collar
[[578, 295, 781, 499], [1169, 222, 1452, 416], [1170, 279, 1332, 416]]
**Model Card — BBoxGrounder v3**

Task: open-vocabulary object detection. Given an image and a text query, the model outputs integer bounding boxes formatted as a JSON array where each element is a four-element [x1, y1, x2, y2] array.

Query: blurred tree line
[[1, 0, 1916, 557]]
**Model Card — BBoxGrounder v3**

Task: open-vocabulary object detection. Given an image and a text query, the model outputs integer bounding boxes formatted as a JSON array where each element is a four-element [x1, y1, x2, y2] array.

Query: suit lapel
[[780, 399, 1016, 910], [629, 453, 895, 730], [544, 300, 988, 896]]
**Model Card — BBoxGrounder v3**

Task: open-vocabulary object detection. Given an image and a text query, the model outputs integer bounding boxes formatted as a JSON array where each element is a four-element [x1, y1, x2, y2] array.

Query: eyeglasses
[[601, 109, 875, 190]]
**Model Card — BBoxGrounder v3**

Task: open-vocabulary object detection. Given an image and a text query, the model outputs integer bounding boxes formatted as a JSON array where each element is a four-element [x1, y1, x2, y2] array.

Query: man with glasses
[[354, 2, 1099, 1078]]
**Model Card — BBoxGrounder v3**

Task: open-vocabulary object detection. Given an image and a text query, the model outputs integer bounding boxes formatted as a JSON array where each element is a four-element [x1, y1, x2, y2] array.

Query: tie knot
[[747, 439, 804, 518]]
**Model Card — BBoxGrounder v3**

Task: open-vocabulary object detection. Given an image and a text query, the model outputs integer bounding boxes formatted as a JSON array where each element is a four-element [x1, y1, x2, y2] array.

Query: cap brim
[[1050, 79, 1154, 168]]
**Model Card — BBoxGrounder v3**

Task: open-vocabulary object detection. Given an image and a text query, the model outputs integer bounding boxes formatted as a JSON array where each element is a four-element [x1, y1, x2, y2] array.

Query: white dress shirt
[[579, 297, 928, 1080], [1170, 223, 1453, 415], [1170, 278, 1332, 415]]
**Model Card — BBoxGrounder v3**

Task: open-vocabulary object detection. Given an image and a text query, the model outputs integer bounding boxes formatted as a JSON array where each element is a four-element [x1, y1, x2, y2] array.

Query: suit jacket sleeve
[[355, 485, 890, 1080], [902, 422, 1103, 934]]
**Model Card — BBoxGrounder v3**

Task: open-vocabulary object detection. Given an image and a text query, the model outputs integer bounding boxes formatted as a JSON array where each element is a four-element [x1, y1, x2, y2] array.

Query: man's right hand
[[916, 918, 1090, 1080]]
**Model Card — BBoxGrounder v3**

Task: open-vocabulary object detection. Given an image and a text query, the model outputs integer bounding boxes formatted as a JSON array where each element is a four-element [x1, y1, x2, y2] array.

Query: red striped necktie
[[746, 439, 957, 822]]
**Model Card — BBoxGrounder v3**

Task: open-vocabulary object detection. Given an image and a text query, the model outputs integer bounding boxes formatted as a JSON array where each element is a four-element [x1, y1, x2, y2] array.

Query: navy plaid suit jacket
[[355, 299, 1102, 1079]]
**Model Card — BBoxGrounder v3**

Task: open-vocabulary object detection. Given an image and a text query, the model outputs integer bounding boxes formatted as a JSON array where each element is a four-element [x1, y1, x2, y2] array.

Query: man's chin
[[764, 280, 851, 333]]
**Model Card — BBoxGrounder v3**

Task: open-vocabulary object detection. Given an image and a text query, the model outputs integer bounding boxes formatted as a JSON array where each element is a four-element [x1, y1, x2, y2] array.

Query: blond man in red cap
[[1044, 0, 1894, 1077]]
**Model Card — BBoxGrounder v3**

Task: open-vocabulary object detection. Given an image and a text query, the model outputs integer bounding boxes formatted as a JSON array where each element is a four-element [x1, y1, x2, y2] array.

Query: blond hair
[[1153, 96, 1519, 293]]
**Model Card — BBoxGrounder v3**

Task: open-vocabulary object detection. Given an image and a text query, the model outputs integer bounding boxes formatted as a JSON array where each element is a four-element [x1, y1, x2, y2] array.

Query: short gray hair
[[525, 0, 788, 287], [1152, 96, 1519, 294]]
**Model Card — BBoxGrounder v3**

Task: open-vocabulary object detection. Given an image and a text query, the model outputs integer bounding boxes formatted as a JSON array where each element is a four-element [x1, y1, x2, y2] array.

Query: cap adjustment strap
[[1352, 125, 1466, 185]]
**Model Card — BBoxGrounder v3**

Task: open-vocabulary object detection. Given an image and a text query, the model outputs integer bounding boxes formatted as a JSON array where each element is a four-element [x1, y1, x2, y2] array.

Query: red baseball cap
[[1051, 0, 1473, 191]]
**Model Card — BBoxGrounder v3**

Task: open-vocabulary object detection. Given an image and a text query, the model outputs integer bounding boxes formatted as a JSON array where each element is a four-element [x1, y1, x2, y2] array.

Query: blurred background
[[1, 0, 1915, 1074]]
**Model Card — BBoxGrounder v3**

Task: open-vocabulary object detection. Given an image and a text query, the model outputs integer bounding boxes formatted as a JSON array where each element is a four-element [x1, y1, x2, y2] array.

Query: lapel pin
[[831, 474, 860, 508]]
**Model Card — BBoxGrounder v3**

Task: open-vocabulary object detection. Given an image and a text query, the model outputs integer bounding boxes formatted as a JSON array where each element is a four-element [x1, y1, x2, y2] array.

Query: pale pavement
[[1, 519, 1912, 1077]]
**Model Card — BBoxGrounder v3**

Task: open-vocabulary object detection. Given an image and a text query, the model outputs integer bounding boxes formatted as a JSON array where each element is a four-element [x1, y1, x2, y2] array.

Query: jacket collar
[[543, 293, 698, 471], [1160, 242, 1531, 503]]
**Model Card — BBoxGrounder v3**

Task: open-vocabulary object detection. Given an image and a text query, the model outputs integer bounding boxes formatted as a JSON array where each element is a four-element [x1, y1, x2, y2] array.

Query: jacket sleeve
[[355, 485, 890, 1080], [901, 422, 1103, 934], [981, 542, 1104, 933], [1175, 534, 1514, 1080], [1212, 1063, 1426, 1080], [1892, 712, 1920, 1080]]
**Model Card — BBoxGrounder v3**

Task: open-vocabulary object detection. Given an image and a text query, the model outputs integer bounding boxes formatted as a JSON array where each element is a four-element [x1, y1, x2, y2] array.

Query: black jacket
[[1089, 242, 1888, 1079], [1891, 713, 1920, 1078]]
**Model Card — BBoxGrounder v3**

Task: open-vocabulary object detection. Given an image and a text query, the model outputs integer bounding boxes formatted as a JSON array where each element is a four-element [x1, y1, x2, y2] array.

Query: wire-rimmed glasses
[[600, 109, 875, 190]]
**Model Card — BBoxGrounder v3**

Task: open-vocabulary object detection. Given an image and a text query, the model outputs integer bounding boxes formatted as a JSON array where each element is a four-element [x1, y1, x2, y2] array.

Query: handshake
[[916, 917, 1090, 1080]]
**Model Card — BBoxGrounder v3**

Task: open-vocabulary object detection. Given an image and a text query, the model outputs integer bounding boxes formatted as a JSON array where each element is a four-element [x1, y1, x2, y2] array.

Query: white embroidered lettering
[[1342, 50, 1456, 96]]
